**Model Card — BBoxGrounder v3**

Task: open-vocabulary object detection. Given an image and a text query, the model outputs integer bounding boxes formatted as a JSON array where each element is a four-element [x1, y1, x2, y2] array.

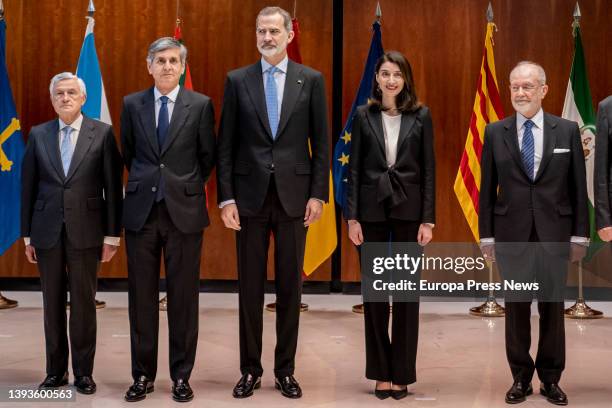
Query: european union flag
[[0, 16, 25, 255], [333, 21, 384, 209]]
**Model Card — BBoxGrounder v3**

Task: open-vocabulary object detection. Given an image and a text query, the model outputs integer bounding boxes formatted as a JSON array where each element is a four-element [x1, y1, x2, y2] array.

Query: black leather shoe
[[39, 372, 69, 389], [391, 387, 409, 400], [505, 381, 533, 404], [74, 376, 96, 395], [275, 375, 302, 399], [124, 376, 154, 402], [374, 388, 391, 400], [172, 379, 193, 402], [540, 383, 568, 406], [232, 374, 261, 398]]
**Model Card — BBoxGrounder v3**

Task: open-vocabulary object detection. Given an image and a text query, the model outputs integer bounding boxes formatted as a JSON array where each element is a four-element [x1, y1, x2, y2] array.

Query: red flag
[[287, 18, 302, 63], [174, 24, 193, 90]]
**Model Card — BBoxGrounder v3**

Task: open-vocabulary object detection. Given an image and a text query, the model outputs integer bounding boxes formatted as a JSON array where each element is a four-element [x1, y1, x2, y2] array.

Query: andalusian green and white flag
[[561, 17, 597, 241]]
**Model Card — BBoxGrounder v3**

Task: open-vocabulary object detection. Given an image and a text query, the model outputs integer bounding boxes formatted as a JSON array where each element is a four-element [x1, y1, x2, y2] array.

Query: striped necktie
[[521, 119, 535, 180]]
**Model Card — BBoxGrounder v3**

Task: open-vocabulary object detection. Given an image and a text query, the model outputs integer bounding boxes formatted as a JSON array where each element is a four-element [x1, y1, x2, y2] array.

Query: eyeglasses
[[509, 84, 540, 93]]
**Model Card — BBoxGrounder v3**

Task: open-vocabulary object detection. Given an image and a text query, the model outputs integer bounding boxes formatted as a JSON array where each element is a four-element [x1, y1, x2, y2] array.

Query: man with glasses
[[479, 61, 588, 405], [21, 72, 123, 395], [217, 6, 329, 400]]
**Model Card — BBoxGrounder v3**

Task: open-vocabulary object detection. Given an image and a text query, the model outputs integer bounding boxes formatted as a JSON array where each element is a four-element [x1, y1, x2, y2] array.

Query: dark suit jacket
[[479, 112, 589, 242], [594, 95, 612, 230], [21, 115, 123, 249], [120, 87, 216, 233], [216, 60, 329, 217], [344, 104, 435, 223]]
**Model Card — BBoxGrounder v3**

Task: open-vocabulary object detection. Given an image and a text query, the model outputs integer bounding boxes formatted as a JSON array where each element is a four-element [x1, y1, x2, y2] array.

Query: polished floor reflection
[[1, 292, 611, 407]]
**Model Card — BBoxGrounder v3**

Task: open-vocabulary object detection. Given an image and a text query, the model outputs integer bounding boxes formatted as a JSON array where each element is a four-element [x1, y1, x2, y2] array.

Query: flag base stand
[[352, 304, 364, 314], [266, 303, 309, 313], [67, 299, 106, 310], [564, 298, 603, 319], [469, 297, 505, 317], [160, 296, 167, 311], [0, 293, 18, 309]]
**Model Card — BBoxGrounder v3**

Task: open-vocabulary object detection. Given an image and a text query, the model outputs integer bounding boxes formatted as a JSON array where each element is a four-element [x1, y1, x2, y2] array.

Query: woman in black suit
[[344, 51, 435, 400]]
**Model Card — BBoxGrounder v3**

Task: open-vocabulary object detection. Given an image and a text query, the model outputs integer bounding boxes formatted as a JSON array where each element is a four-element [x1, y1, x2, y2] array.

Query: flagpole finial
[[573, 2, 581, 22], [87, 0, 95, 16], [375, 2, 382, 23], [572, 2, 581, 33], [486, 2, 494, 22]]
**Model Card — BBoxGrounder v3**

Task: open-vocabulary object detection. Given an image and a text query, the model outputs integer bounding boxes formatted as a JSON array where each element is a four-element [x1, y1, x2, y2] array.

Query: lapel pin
[[297, 79, 303, 84]]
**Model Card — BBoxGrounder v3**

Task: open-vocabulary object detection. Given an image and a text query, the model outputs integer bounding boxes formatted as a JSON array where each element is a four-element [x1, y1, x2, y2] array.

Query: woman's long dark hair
[[369, 50, 420, 113]]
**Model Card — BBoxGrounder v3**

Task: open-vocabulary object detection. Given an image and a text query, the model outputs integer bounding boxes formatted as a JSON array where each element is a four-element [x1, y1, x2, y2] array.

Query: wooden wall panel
[[0, 0, 333, 280], [341, 0, 612, 281]]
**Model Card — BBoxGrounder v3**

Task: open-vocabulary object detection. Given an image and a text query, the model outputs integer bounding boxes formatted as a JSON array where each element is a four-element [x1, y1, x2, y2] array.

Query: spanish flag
[[453, 21, 504, 241], [288, 17, 337, 275]]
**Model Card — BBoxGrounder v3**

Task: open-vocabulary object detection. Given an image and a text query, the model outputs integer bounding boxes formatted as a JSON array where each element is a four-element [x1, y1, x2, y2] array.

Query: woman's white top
[[381, 111, 402, 167]]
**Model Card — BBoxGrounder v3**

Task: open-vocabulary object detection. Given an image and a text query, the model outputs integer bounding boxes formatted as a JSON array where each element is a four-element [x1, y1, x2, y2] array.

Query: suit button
[[160, 164, 165, 169], [152, 186, 157, 192], [267, 163, 275, 171]]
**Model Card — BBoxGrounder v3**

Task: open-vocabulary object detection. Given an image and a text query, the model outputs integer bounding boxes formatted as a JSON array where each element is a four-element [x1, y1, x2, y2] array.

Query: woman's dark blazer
[[344, 103, 435, 223]]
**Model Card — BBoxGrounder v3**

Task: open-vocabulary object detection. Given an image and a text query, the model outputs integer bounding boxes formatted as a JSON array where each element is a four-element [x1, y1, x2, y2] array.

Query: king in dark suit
[[120, 37, 216, 403], [217, 6, 329, 400], [479, 62, 588, 406], [21, 72, 123, 395]]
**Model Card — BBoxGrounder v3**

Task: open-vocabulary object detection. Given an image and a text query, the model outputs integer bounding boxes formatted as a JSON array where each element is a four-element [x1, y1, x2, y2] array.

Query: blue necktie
[[60, 126, 74, 176], [521, 119, 535, 180], [157, 96, 170, 149], [265, 66, 279, 139]]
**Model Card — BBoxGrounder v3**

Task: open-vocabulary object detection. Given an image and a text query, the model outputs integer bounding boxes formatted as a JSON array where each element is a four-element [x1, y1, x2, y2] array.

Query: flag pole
[[563, 2, 602, 320], [352, 1, 383, 315], [0, 0, 19, 310], [467, 3, 505, 318], [70, 0, 106, 310]]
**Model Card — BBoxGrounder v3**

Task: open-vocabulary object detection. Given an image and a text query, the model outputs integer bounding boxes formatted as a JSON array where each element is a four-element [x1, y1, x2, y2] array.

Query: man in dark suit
[[479, 61, 588, 406], [21, 72, 122, 395], [121, 37, 215, 403], [217, 6, 329, 399], [594, 95, 612, 240]]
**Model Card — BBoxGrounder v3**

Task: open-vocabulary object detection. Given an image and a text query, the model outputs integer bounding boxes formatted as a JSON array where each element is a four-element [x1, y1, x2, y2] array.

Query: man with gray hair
[[217, 6, 329, 399], [121, 37, 216, 403], [479, 61, 588, 405], [21, 72, 123, 395]]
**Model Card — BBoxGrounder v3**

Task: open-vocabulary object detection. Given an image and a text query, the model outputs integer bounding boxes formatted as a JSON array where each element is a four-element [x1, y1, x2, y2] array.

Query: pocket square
[[553, 148, 570, 153]]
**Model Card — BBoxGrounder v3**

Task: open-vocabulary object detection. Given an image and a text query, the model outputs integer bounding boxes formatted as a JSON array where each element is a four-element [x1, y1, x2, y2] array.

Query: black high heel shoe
[[391, 387, 408, 400]]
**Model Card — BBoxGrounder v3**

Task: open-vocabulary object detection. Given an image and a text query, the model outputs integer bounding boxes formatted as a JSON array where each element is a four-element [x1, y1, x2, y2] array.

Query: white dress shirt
[[24, 114, 120, 247], [154, 85, 180, 126], [381, 111, 401, 167]]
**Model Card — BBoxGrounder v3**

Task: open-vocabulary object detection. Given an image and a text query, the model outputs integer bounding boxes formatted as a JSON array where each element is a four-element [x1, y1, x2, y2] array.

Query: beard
[[257, 40, 288, 59]]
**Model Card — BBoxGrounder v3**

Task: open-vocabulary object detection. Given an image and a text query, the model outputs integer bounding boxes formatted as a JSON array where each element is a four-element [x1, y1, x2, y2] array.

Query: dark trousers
[[126, 201, 203, 382], [361, 219, 420, 385], [36, 227, 99, 377], [500, 227, 566, 384], [236, 176, 306, 378]]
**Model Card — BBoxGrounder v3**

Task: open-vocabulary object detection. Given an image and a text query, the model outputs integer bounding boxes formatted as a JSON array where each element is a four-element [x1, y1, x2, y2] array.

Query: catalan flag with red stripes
[[453, 22, 504, 241]]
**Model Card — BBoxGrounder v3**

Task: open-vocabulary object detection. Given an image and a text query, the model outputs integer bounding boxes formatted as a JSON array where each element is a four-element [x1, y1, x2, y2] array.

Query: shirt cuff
[[423, 223, 435, 228], [104, 236, 120, 246], [480, 238, 495, 245], [570, 236, 589, 246], [24, 237, 30, 246], [310, 198, 325, 204], [219, 199, 236, 209]]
